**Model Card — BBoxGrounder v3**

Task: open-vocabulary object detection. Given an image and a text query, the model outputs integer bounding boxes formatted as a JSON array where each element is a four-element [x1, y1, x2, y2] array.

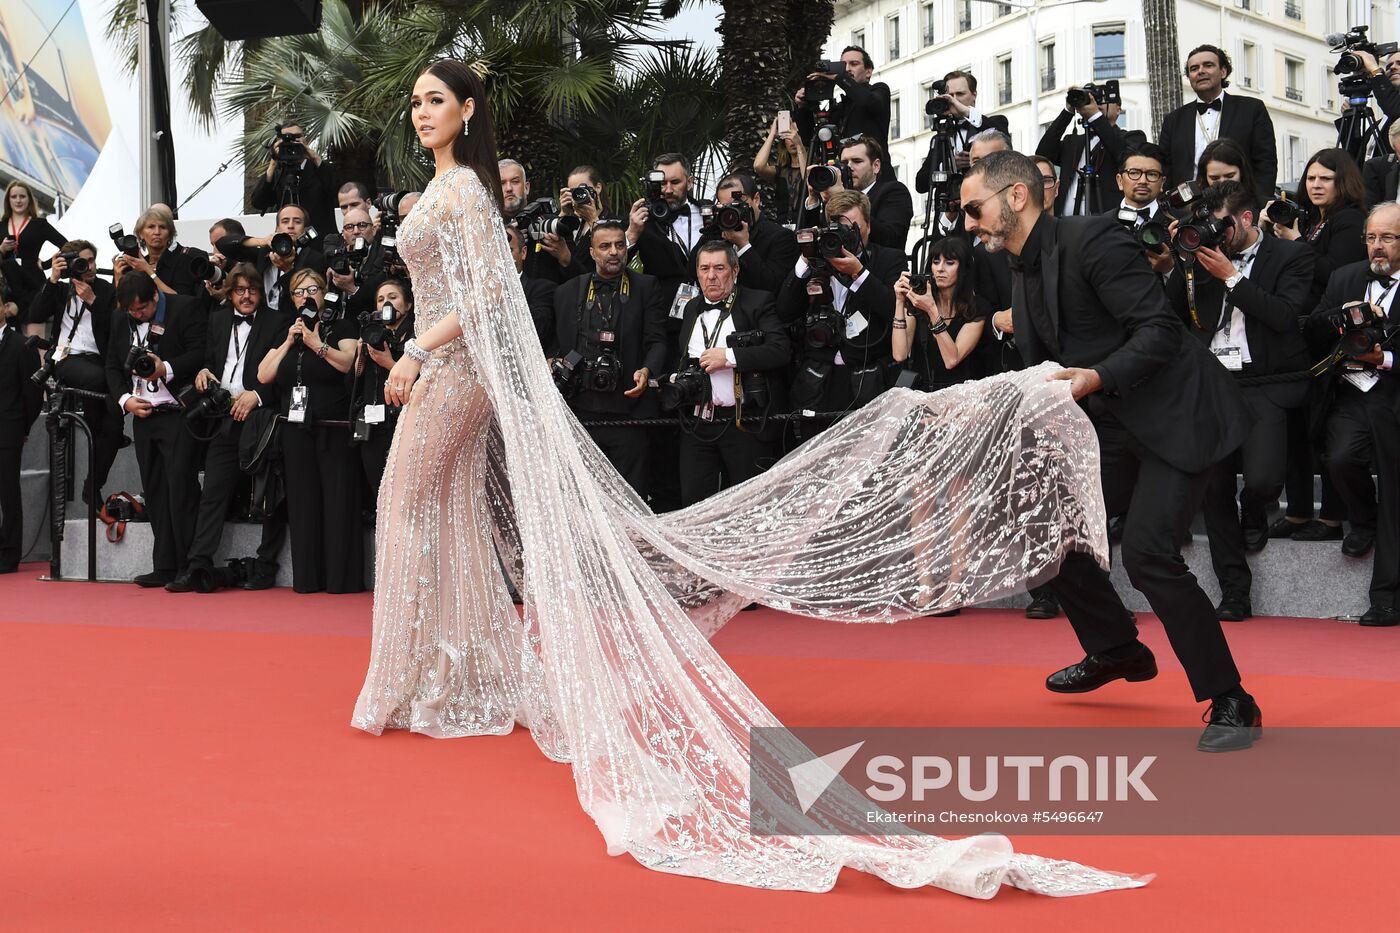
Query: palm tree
[[1141, 0, 1182, 139]]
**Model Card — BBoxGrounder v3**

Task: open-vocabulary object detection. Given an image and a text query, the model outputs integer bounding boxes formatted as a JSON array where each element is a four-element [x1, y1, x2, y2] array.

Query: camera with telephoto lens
[[54, 251, 88, 279], [659, 359, 712, 413], [551, 349, 586, 398], [270, 227, 317, 259], [292, 291, 340, 344], [584, 330, 623, 394], [792, 250, 843, 349], [924, 79, 951, 116], [324, 233, 369, 282], [1163, 181, 1234, 254], [125, 343, 158, 379], [716, 200, 753, 232], [1321, 299, 1400, 361], [1066, 79, 1121, 109], [515, 198, 582, 244], [1114, 207, 1171, 255], [109, 224, 141, 259], [725, 329, 770, 410], [569, 184, 595, 207], [178, 381, 234, 421], [807, 161, 855, 194], [360, 300, 397, 351], [1331, 26, 1399, 76], [274, 127, 306, 166], [1266, 196, 1305, 229], [641, 170, 673, 221], [187, 252, 225, 286], [804, 60, 844, 102], [28, 336, 55, 386]]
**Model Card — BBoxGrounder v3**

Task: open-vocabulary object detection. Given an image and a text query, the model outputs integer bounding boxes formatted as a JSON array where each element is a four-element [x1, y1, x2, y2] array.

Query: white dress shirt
[[1060, 112, 1105, 217], [59, 291, 101, 356], [1192, 90, 1226, 166], [686, 301, 739, 407], [1367, 274, 1399, 371], [220, 312, 259, 395], [1211, 233, 1263, 364], [117, 319, 178, 410]]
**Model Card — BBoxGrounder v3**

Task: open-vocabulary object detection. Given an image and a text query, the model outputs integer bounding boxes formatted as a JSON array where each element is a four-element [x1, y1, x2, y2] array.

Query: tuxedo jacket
[[1036, 109, 1147, 215], [735, 218, 801, 296], [0, 325, 42, 446], [215, 234, 326, 311], [676, 286, 791, 411], [1158, 94, 1277, 206], [1010, 213, 1250, 473], [521, 273, 558, 350], [776, 241, 907, 368], [798, 180, 914, 254], [202, 303, 291, 408], [631, 201, 703, 307], [1165, 234, 1315, 402], [547, 270, 668, 415], [915, 113, 1011, 194], [1363, 154, 1400, 210], [796, 78, 892, 156], [1305, 261, 1400, 415], [24, 276, 117, 354], [104, 294, 208, 401]]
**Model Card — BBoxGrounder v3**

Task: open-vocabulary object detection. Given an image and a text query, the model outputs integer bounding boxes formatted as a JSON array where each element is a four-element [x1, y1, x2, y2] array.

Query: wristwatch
[[1224, 271, 1243, 291]]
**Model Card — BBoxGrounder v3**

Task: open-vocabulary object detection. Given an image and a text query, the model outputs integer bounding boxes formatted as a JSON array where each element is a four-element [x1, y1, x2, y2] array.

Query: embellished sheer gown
[[352, 165, 1147, 898]]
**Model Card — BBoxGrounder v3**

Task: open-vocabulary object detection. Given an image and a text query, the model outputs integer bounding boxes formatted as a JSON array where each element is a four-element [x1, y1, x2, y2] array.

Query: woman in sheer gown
[[352, 60, 1147, 899]]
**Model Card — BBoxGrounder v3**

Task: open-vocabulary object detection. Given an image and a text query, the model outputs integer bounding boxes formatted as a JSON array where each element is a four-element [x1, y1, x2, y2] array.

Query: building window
[[1285, 134, 1304, 182], [1239, 41, 1255, 89], [921, 81, 936, 130], [887, 14, 901, 61], [1323, 65, 1335, 109], [995, 2, 1012, 16], [1284, 57, 1303, 102], [957, 0, 973, 34], [1093, 26, 1126, 79], [852, 28, 865, 50], [997, 55, 1013, 106], [890, 94, 901, 139], [1285, 0, 1302, 19], [1040, 40, 1056, 92], [921, 3, 936, 47], [1235, 0, 1251, 10]]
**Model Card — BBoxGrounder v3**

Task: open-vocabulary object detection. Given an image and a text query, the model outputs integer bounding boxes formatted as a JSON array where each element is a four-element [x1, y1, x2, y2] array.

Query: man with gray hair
[[960, 150, 1260, 752], [499, 158, 572, 283], [937, 129, 1013, 237]]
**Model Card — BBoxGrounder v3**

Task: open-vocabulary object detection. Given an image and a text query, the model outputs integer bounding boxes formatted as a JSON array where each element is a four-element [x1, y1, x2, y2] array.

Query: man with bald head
[[1308, 202, 1400, 626], [960, 150, 1258, 752]]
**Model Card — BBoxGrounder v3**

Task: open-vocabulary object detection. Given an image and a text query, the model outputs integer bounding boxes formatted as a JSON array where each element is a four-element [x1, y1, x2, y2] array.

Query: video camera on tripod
[[1329, 26, 1396, 162]]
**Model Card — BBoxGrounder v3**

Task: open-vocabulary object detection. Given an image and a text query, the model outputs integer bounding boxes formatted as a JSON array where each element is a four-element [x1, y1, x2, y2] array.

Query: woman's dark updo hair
[[925, 235, 979, 321], [421, 59, 506, 217], [1195, 138, 1256, 201], [375, 275, 415, 312]]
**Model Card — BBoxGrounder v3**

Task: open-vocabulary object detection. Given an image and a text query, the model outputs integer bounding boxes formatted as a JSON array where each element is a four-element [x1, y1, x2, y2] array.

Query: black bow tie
[[1370, 269, 1396, 284], [233, 314, 253, 326], [1196, 98, 1222, 115], [1137, 207, 1152, 220]]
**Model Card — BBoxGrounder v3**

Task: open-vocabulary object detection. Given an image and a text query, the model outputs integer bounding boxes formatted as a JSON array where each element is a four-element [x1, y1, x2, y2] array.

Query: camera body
[[1266, 197, 1304, 228], [641, 170, 673, 221], [516, 198, 582, 244], [179, 381, 234, 420], [803, 60, 844, 102], [716, 200, 753, 232], [125, 343, 158, 380], [551, 349, 586, 398], [924, 79, 951, 116], [908, 274, 931, 295], [360, 300, 398, 351], [1066, 79, 1121, 109], [569, 184, 595, 207], [324, 233, 370, 283], [807, 161, 855, 194], [1322, 299, 1399, 360], [1114, 207, 1171, 255], [270, 228, 317, 259], [56, 251, 88, 279], [274, 127, 306, 166], [726, 329, 770, 410], [109, 224, 142, 259], [659, 359, 712, 412], [1332, 26, 1399, 76], [585, 329, 623, 394], [1164, 182, 1234, 254]]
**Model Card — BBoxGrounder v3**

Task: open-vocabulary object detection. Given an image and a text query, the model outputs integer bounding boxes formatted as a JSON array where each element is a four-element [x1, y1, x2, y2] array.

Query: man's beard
[[1371, 257, 1393, 276], [979, 200, 1020, 253]]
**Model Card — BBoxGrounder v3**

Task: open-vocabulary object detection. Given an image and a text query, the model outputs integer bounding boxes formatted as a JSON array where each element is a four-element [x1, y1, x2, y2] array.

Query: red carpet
[[2, 563, 1398, 930]]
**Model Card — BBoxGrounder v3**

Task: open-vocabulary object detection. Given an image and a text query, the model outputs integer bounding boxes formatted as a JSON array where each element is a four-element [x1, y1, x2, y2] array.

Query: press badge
[[1212, 346, 1243, 371], [288, 385, 309, 423], [1343, 370, 1380, 393], [364, 404, 386, 424], [845, 310, 868, 339], [670, 283, 700, 320]]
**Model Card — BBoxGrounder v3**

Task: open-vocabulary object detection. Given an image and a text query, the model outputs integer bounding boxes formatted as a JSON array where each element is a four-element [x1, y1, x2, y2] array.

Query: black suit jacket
[[797, 78, 891, 157], [521, 273, 558, 350], [104, 294, 207, 402], [1011, 213, 1250, 473], [1300, 207, 1367, 310], [1166, 234, 1315, 397], [632, 201, 702, 307], [24, 277, 117, 353], [1304, 261, 1400, 415], [736, 218, 801, 295], [776, 242, 907, 369], [202, 304, 290, 408], [250, 159, 338, 250], [547, 270, 668, 415], [799, 180, 914, 254], [1363, 154, 1400, 210], [1158, 94, 1277, 206], [0, 325, 42, 446], [676, 286, 791, 411], [1036, 109, 1147, 215]]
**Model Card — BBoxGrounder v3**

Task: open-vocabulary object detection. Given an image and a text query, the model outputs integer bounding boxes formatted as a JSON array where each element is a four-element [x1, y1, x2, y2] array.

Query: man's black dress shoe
[[1267, 517, 1301, 539], [1360, 606, 1400, 627], [1242, 524, 1269, 553], [1215, 596, 1252, 622], [1198, 694, 1262, 752], [1025, 595, 1060, 619], [1342, 530, 1375, 558], [1290, 520, 1343, 541], [134, 571, 174, 588], [0, 563, 17, 574], [164, 572, 197, 593], [242, 574, 277, 591], [1046, 645, 1157, 693]]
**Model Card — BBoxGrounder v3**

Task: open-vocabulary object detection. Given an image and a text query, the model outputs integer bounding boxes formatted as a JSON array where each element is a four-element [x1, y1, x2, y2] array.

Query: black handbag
[[238, 408, 285, 520]]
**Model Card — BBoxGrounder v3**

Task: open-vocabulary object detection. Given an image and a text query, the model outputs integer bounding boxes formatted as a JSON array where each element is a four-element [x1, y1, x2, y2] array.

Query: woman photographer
[[1, 180, 66, 317], [891, 236, 988, 390], [753, 113, 808, 225], [357, 276, 415, 506], [1195, 139, 1258, 197], [256, 268, 364, 593]]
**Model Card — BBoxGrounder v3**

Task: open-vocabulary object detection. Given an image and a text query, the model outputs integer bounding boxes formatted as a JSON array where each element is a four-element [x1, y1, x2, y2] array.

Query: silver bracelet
[[404, 339, 430, 364]]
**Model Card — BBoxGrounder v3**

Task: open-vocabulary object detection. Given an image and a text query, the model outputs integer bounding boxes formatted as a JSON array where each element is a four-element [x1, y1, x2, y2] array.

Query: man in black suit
[[800, 137, 913, 253], [507, 223, 559, 350], [711, 173, 800, 295], [627, 153, 709, 358], [935, 129, 1013, 240], [1157, 44, 1277, 206], [164, 264, 288, 593], [960, 151, 1260, 751], [794, 46, 891, 174], [544, 222, 668, 499], [250, 123, 337, 249], [672, 241, 790, 506], [1362, 121, 1400, 209], [1109, 145, 1178, 280], [106, 273, 207, 588], [914, 71, 1012, 195], [1037, 89, 1145, 216], [1306, 202, 1400, 626], [776, 188, 906, 426], [0, 298, 42, 572], [215, 204, 325, 313], [499, 158, 575, 285], [1166, 182, 1315, 620], [24, 240, 124, 500]]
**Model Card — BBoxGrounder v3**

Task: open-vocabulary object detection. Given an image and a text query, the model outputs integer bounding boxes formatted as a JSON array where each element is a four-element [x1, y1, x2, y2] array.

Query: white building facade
[[827, 0, 1400, 191]]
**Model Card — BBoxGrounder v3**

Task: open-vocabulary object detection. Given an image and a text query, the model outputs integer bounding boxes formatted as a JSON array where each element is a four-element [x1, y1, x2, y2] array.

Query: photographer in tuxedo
[[777, 189, 906, 426], [801, 136, 914, 252], [672, 241, 790, 506], [506, 223, 558, 349], [1157, 44, 1277, 206], [216, 203, 326, 312], [1363, 121, 1400, 208], [0, 293, 41, 572], [1166, 182, 1315, 620], [709, 173, 800, 295], [960, 151, 1258, 751], [1306, 202, 1400, 626], [627, 153, 706, 313], [24, 241, 124, 502], [544, 221, 667, 498], [105, 274, 207, 588], [1037, 84, 1144, 217], [165, 264, 289, 593], [794, 46, 891, 176]]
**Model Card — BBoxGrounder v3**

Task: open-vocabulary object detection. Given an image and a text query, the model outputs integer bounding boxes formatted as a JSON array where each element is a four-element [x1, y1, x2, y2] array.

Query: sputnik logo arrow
[[787, 741, 865, 813]]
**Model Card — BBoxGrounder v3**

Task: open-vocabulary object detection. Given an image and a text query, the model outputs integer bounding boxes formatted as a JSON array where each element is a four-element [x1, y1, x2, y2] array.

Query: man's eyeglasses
[[962, 183, 1013, 221], [291, 285, 321, 298], [1121, 168, 1165, 182], [1364, 233, 1400, 245], [342, 221, 372, 232], [231, 285, 258, 295], [1040, 174, 1057, 187]]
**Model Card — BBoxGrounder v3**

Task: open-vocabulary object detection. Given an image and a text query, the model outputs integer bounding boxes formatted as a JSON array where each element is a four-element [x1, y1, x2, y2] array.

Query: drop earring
[[464, 118, 470, 138]]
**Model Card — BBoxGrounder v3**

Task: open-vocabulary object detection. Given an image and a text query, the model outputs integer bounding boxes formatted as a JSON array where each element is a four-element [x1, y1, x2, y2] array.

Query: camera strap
[[1184, 262, 1203, 330], [697, 292, 737, 350]]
